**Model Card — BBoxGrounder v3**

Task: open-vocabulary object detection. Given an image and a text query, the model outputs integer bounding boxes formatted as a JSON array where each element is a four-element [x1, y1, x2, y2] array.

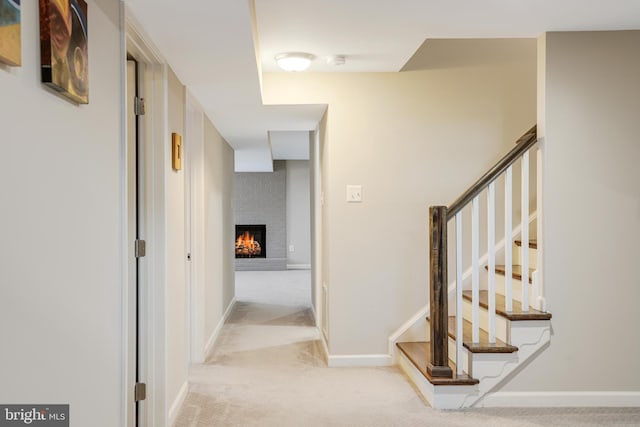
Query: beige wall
[[286, 160, 311, 266], [0, 0, 123, 425], [263, 42, 536, 355], [502, 31, 640, 392], [166, 71, 236, 417], [204, 117, 235, 339], [166, 67, 188, 408]]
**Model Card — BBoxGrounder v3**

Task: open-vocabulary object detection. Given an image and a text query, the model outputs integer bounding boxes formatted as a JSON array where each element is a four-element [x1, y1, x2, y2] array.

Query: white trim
[[120, 4, 132, 427], [312, 126, 323, 341], [167, 381, 189, 426], [327, 354, 393, 367], [480, 391, 640, 408], [287, 264, 311, 270], [319, 332, 330, 364], [204, 298, 237, 358], [124, 9, 169, 427]]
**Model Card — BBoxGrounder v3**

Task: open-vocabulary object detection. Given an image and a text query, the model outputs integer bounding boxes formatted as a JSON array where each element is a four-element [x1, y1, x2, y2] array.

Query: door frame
[[123, 8, 169, 427]]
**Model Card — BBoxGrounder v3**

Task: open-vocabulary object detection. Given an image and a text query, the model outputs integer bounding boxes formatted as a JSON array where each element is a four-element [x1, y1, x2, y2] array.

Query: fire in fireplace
[[235, 225, 266, 258]]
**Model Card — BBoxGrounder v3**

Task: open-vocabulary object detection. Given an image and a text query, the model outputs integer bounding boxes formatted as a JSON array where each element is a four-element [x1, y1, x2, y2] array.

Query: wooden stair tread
[[515, 239, 537, 249], [449, 316, 517, 353], [462, 290, 552, 321], [396, 342, 479, 386], [487, 265, 535, 284], [426, 315, 517, 353]]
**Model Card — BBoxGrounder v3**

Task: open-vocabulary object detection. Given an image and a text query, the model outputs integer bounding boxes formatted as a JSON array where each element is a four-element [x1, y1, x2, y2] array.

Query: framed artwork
[[0, 0, 21, 66], [39, 0, 88, 104]]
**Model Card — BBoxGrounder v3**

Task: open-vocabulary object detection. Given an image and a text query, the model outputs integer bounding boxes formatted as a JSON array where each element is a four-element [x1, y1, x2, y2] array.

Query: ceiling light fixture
[[275, 52, 314, 72]]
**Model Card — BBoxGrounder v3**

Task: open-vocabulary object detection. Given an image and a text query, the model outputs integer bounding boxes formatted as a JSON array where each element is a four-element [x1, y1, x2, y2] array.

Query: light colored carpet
[[173, 270, 640, 427]]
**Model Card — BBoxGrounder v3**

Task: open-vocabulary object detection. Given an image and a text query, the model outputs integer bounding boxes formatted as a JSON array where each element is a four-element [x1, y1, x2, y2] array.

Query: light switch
[[346, 185, 362, 203]]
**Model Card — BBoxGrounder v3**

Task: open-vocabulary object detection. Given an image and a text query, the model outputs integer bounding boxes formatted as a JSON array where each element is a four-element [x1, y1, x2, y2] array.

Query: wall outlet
[[289, 245, 295, 252], [346, 185, 362, 203]]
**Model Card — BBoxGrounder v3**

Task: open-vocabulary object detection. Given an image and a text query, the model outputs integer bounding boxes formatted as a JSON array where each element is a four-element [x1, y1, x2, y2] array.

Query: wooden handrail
[[447, 125, 537, 220]]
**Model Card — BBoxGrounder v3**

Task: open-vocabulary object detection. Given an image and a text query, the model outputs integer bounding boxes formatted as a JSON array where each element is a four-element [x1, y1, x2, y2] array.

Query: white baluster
[[521, 151, 530, 312], [505, 166, 513, 312], [488, 183, 496, 343], [472, 196, 480, 343], [456, 212, 463, 375], [536, 145, 545, 312]]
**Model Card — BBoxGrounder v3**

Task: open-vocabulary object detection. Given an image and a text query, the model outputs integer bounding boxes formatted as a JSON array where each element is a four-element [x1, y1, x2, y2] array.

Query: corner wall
[[499, 30, 640, 396], [286, 160, 311, 268], [0, 0, 123, 425], [203, 117, 235, 343]]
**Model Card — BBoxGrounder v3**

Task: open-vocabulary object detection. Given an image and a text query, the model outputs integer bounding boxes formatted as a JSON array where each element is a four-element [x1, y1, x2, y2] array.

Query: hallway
[[173, 271, 640, 426], [173, 270, 435, 426]]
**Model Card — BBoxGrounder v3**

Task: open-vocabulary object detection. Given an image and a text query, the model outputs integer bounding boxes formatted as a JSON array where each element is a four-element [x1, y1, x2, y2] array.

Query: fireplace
[[235, 225, 266, 258]]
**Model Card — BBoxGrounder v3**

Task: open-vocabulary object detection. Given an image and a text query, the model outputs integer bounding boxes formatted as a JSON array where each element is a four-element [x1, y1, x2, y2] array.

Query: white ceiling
[[124, 0, 640, 171]]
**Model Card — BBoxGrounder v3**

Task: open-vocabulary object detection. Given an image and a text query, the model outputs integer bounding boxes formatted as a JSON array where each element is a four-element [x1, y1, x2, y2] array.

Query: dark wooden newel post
[[427, 206, 453, 378]]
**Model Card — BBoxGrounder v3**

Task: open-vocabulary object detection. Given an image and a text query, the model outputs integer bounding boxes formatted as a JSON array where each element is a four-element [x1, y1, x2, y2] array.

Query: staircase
[[395, 126, 552, 408]]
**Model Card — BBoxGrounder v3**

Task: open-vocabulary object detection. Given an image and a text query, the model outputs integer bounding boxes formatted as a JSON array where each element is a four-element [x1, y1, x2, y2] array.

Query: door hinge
[[135, 97, 146, 116], [135, 240, 146, 258], [134, 382, 146, 401]]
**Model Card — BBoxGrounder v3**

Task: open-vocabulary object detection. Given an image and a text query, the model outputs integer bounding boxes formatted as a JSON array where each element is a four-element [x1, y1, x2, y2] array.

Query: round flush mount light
[[275, 52, 314, 72]]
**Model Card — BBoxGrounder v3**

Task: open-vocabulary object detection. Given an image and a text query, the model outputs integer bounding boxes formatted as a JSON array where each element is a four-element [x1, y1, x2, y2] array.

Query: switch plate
[[289, 245, 295, 252], [346, 185, 362, 203]]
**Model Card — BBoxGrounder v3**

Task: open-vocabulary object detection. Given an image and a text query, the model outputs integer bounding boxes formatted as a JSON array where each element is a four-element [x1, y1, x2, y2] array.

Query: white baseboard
[[204, 298, 236, 358], [480, 391, 640, 407], [168, 381, 189, 426], [328, 354, 393, 368], [287, 264, 311, 270]]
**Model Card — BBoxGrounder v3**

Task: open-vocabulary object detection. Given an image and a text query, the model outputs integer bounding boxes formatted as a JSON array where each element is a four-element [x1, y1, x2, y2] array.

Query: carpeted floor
[[173, 270, 640, 426]]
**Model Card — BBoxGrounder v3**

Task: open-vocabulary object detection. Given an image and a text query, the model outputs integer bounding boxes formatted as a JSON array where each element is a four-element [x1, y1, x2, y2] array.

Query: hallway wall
[[203, 117, 235, 347], [166, 67, 188, 418], [263, 39, 537, 357], [0, 0, 123, 425]]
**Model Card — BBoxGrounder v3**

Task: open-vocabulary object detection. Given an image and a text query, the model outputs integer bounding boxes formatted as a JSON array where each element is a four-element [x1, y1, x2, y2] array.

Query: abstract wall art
[[39, 0, 88, 104], [0, 0, 21, 66]]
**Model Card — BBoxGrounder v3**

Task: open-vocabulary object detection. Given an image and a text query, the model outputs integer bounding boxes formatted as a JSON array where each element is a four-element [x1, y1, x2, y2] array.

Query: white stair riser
[[512, 245, 537, 270], [397, 351, 479, 409], [461, 298, 509, 343], [494, 273, 535, 304]]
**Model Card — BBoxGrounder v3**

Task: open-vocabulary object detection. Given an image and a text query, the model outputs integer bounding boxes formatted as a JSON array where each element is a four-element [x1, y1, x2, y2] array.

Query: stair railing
[[428, 126, 538, 378]]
